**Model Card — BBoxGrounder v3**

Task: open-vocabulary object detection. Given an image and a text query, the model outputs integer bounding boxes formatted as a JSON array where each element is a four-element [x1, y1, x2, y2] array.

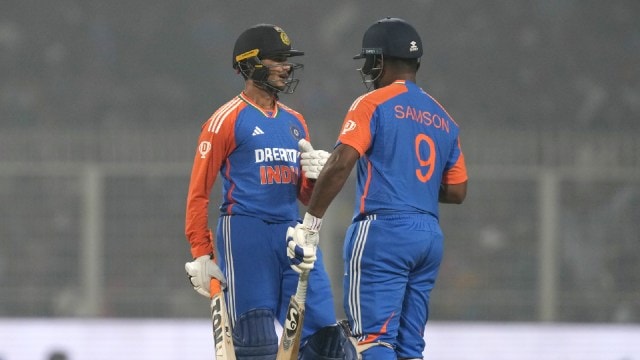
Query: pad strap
[[357, 341, 394, 352]]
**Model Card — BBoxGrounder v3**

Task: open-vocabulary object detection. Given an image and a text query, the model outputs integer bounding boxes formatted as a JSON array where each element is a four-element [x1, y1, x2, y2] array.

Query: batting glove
[[299, 139, 330, 180], [185, 254, 227, 298], [286, 212, 322, 273]]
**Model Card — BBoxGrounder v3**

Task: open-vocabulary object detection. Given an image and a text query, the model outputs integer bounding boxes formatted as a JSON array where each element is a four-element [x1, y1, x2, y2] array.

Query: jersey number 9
[[414, 134, 435, 183]]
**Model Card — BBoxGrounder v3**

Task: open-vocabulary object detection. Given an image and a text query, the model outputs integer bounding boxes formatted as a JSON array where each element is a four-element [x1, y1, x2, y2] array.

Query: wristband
[[303, 212, 322, 232]]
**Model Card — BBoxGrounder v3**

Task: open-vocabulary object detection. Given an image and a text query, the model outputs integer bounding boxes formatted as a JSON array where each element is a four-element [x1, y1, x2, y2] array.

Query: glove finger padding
[[286, 240, 317, 263], [300, 152, 329, 165], [298, 139, 315, 153], [286, 226, 318, 274], [298, 139, 330, 180], [185, 261, 211, 298], [301, 152, 329, 179], [185, 255, 227, 298]]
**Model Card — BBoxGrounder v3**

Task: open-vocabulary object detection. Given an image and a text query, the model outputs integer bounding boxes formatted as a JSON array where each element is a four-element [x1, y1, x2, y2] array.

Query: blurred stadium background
[[1, 0, 639, 354]]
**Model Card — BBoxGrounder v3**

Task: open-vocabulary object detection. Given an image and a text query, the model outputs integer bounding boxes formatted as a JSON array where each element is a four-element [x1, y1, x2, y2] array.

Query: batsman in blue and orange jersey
[[287, 17, 468, 360], [183, 24, 357, 360]]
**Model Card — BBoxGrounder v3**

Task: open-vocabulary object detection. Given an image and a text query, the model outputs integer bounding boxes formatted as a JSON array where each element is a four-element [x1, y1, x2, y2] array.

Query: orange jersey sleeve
[[297, 130, 315, 205], [297, 154, 315, 205], [442, 150, 468, 184], [185, 98, 241, 258], [338, 86, 408, 155], [337, 94, 375, 156]]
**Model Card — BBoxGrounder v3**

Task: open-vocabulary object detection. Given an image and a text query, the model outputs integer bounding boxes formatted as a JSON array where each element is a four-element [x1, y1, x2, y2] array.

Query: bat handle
[[294, 271, 309, 304], [210, 278, 222, 296], [293, 233, 316, 304]]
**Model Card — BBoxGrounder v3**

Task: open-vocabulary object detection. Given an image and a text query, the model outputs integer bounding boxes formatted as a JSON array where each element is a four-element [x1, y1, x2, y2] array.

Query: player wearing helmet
[[232, 24, 305, 96], [183, 24, 353, 360], [354, 17, 424, 91], [287, 17, 468, 359]]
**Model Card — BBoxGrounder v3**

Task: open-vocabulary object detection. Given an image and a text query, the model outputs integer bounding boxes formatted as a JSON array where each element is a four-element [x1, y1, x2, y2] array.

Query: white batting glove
[[299, 139, 330, 180], [185, 255, 227, 298], [286, 212, 322, 274]]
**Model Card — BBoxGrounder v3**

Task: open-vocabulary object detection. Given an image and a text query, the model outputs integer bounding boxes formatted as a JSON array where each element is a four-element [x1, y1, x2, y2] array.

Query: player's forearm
[[307, 171, 348, 218], [438, 182, 467, 204], [307, 146, 357, 218]]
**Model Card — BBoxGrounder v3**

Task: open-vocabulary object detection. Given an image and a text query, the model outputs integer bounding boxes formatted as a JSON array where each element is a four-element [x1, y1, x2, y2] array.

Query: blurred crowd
[[1, 1, 638, 135]]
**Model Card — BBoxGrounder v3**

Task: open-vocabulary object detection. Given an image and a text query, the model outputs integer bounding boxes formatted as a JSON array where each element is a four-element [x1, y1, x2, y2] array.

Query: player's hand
[[299, 139, 330, 180], [185, 255, 226, 298], [286, 212, 322, 273]]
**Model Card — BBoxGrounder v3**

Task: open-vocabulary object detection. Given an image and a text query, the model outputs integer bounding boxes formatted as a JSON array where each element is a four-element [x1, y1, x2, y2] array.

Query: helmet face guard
[[232, 24, 304, 95], [236, 54, 304, 94], [278, 62, 303, 94], [356, 50, 384, 91]]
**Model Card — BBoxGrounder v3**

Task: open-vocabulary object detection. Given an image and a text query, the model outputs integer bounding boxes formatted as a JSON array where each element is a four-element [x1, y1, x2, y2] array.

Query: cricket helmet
[[354, 17, 422, 60], [232, 24, 304, 94], [354, 17, 422, 90], [233, 24, 304, 67]]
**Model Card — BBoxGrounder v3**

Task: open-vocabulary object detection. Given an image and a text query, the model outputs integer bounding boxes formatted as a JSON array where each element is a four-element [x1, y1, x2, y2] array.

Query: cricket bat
[[276, 270, 310, 360], [210, 278, 236, 360]]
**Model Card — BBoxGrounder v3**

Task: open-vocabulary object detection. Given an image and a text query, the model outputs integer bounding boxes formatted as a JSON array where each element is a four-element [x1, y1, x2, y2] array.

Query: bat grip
[[210, 278, 222, 296], [294, 271, 309, 304]]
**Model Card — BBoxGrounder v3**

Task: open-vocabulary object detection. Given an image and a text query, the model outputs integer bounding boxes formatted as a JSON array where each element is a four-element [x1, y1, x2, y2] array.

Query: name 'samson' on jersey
[[394, 105, 450, 133]]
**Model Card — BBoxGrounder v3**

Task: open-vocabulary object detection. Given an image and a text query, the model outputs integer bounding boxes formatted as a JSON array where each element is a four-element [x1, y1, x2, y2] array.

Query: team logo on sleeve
[[341, 120, 357, 135], [290, 126, 303, 140], [198, 141, 212, 158]]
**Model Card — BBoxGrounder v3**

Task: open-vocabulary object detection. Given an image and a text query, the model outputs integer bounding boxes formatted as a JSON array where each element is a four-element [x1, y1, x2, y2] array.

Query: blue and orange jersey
[[185, 92, 314, 258], [337, 80, 467, 220]]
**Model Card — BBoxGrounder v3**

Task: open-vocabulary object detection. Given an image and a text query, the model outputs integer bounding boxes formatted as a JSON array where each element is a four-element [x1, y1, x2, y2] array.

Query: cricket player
[[185, 24, 355, 360], [287, 17, 468, 359], [183, 24, 356, 360]]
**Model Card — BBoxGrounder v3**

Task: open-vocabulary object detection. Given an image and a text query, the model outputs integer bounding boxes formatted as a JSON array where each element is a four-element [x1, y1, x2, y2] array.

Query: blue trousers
[[343, 214, 444, 359], [216, 214, 336, 342]]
